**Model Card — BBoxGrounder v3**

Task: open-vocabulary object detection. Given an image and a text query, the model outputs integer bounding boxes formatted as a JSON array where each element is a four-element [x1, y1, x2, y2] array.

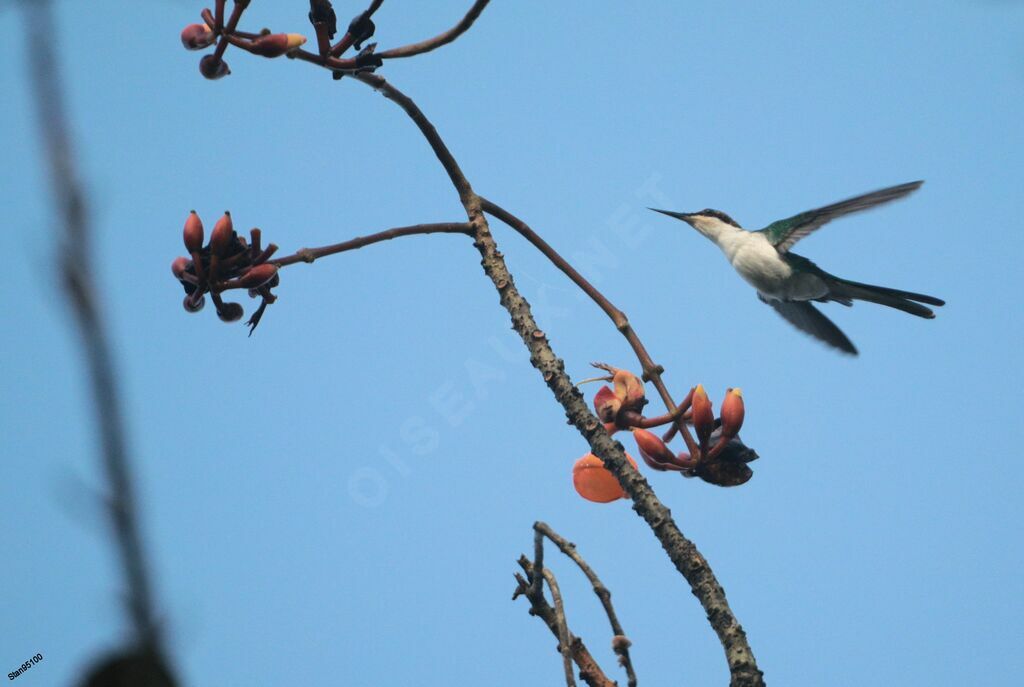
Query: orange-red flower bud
[[210, 212, 234, 256], [183, 211, 204, 253], [199, 54, 230, 80], [239, 263, 278, 289], [692, 384, 714, 446], [720, 388, 745, 438], [612, 369, 646, 412], [249, 33, 307, 57], [572, 452, 637, 503], [171, 257, 190, 280], [181, 23, 216, 50], [593, 385, 621, 423], [632, 428, 675, 467]]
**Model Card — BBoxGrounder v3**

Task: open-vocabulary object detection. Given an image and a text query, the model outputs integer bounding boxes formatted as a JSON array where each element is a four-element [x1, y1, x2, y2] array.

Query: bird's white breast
[[717, 231, 794, 294]]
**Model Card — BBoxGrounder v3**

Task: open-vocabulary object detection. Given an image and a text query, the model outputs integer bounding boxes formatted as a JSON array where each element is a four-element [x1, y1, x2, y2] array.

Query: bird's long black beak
[[648, 208, 695, 225]]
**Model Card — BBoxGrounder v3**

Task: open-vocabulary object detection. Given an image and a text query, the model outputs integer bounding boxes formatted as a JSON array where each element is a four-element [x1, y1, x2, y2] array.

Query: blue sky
[[2, 1, 1022, 685]]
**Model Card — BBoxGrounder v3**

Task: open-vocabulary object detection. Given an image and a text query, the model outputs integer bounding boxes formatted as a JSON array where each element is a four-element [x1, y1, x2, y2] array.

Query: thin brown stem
[[212, 0, 249, 60], [354, 73, 474, 204], [201, 8, 260, 39], [377, 0, 490, 59], [535, 523, 638, 687], [271, 222, 471, 267], [289, 47, 362, 73], [314, 21, 332, 57]]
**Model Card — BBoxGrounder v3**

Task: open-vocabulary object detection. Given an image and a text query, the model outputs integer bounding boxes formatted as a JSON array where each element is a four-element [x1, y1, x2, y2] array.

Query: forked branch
[[177, 3, 765, 684]]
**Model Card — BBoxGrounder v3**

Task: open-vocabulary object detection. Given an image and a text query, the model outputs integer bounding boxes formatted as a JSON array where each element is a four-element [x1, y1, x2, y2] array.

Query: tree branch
[[534, 522, 638, 687], [180, 9, 764, 684], [271, 222, 472, 267], [377, 0, 491, 60], [351, 72, 764, 685], [514, 560, 616, 687], [543, 567, 578, 687]]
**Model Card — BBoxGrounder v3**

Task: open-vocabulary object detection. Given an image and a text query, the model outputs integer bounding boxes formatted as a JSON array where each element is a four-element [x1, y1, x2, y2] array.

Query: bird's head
[[649, 207, 742, 242]]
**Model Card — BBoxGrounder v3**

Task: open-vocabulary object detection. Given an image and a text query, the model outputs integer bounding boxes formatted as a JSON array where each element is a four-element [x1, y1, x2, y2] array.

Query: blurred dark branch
[[22, 0, 167, 667]]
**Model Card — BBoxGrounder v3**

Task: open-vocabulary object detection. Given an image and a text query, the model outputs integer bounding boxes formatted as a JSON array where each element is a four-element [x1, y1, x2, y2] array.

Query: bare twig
[[22, 0, 168, 671], [271, 222, 472, 267], [531, 517, 547, 600], [535, 522, 638, 687], [543, 568, 577, 687], [377, 0, 491, 59], [514, 560, 616, 687]]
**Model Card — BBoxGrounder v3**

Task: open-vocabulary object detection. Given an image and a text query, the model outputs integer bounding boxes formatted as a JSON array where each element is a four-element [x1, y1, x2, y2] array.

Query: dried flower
[[217, 302, 244, 322], [309, 0, 338, 39], [708, 421, 759, 465], [199, 54, 230, 80], [696, 460, 753, 487], [612, 368, 646, 413], [183, 294, 205, 313]]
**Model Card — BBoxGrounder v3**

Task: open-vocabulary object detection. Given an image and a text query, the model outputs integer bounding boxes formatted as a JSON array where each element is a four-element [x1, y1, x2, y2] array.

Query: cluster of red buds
[[572, 364, 759, 502], [180, 0, 384, 82], [172, 210, 280, 334]]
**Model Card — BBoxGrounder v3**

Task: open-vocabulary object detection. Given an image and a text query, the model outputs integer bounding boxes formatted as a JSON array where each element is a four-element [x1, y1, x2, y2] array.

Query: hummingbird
[[650, 181, 944, 355]]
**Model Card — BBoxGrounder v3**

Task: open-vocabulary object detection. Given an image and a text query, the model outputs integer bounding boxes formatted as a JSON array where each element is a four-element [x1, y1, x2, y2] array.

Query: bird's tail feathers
[[831, 278, 944, 319]]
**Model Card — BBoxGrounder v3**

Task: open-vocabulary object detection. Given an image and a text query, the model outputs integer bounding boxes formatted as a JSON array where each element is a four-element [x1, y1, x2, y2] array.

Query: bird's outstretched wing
[[758, 294, 858, 355], [758, 181, 923, 253]]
